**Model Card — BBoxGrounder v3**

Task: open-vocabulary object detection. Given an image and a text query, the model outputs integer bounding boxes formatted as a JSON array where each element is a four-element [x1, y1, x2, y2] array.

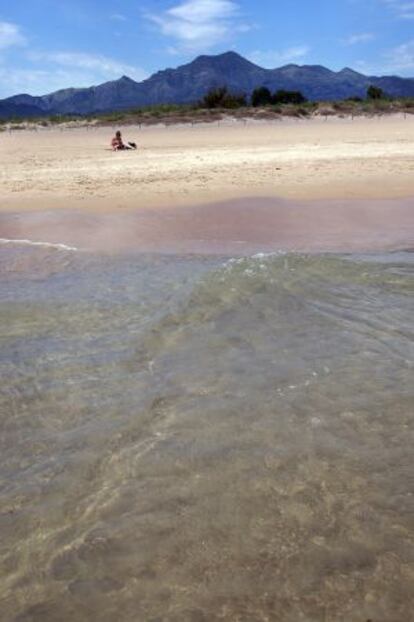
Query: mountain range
[[2, 51, 414, 119]]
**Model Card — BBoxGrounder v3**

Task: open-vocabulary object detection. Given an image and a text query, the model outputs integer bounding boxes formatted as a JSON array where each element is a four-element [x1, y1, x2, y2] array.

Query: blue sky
[[0, 0, 414, 97]]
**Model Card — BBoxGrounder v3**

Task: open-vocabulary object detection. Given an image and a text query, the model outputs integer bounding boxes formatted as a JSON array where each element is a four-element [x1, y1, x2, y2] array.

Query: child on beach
[[111, 130, 137, 151]]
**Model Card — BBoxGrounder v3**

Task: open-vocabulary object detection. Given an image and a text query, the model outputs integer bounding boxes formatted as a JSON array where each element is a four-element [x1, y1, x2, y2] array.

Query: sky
[[0, 0, 414, 98]]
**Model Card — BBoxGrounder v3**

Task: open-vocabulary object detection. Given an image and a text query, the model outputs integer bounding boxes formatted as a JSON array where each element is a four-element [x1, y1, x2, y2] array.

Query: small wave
[[222, 250, 288, 269], [0, 238, 79, 252]]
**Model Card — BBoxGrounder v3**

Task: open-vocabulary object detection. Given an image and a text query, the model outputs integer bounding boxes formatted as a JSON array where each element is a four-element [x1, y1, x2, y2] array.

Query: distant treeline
[[201, 86, 307, 109], [199, 84, 391, 110], [1, 86, 413, 128]]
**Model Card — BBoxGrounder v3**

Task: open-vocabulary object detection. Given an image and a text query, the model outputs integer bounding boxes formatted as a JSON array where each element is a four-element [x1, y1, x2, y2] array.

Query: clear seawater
[[0, 244, 413, 621]]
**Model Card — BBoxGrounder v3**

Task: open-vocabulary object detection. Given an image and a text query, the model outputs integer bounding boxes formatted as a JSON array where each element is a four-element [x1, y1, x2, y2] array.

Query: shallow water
[[0, 244, 413, 621]]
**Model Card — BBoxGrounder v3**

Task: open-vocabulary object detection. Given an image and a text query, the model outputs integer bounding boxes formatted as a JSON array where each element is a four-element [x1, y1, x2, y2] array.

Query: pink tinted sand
[[1, 197, 413, 255]]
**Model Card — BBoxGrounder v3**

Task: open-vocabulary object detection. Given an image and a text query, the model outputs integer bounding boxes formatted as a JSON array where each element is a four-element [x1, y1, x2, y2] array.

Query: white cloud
[[355, 40, 414, 75], [0, 21, 26, 50], [383, 39, 414, 71], [0, 68, 78, 97], [27, 51, 148, 82], [249, 46, 311, 68], [0, 51, 148, 97], [381, 0, 414, 19], [342, 33, 375, 46], [147, 0, 248, 52]]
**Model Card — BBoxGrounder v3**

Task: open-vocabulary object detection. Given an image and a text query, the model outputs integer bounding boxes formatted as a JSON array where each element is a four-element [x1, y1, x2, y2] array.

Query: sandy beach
[[1, 114, 414, 251]]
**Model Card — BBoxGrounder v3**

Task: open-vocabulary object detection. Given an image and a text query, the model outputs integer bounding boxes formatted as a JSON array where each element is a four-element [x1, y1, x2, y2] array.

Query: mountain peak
[[338, 67, 363, 77], [190, 50, 261, 69], [216, 51, 246, 60], [194, 51, 244, 61], [2, 51, 414, 119], [276, 64, 334, 76]]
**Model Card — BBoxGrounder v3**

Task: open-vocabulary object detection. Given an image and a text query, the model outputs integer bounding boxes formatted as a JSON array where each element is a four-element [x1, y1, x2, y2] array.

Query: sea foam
[[0, 238, 78, 252]]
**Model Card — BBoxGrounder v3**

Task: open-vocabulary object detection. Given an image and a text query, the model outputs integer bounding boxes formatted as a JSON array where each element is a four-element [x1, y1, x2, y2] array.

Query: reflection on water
[[0, 246, 413, 621]]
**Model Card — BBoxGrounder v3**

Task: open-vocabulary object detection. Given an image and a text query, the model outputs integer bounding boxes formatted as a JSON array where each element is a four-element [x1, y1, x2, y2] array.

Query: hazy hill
[[2, 51, 414, 118]]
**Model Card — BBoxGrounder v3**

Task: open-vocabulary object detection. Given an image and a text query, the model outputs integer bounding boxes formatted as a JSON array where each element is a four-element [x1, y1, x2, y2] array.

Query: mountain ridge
[[1, 51, 414, 119]]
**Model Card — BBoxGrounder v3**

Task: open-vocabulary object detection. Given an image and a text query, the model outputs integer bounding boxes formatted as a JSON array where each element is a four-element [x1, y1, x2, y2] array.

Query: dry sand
[[1, 115, 413, 252]]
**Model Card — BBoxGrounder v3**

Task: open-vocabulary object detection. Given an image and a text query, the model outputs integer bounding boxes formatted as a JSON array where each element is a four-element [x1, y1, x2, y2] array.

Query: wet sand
[[1, 196, 413, 255]]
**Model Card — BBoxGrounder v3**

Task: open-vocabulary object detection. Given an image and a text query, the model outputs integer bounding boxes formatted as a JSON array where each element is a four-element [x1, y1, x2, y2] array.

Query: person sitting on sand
[[111, 130, 137, 151]]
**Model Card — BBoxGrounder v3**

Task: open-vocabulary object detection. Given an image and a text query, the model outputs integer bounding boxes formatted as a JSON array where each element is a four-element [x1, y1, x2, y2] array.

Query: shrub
[[272, 90, 307, 105], [367, 85, 384, 100], [280, 104, 307, 117], [370, 99, 391, 112], [200, 86, 246, 109], [251, 87, 273, 107]]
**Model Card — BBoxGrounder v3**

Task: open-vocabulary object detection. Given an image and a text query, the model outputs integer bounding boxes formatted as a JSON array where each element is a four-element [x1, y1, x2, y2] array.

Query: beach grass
[[1, 97, 414, 129]]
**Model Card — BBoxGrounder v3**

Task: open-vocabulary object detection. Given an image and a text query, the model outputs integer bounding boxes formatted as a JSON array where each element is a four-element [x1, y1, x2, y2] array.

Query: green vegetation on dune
[[1, 85, 414, 129]]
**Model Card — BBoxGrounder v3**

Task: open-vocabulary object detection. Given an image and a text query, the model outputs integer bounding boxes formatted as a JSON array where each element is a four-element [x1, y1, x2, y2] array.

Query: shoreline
[[1, 196, 413, 256]]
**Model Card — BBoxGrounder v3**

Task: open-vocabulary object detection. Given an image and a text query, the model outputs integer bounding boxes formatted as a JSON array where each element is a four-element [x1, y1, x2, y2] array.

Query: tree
[[200, 86, 246, 109], [367, 85, 384, 100], [251, 86, 273, 107], [272, 90, 307, 105]]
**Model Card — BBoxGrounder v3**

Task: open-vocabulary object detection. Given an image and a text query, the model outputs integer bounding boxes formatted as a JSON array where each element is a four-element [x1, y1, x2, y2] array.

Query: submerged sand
[[0, 115, 413, 252]]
